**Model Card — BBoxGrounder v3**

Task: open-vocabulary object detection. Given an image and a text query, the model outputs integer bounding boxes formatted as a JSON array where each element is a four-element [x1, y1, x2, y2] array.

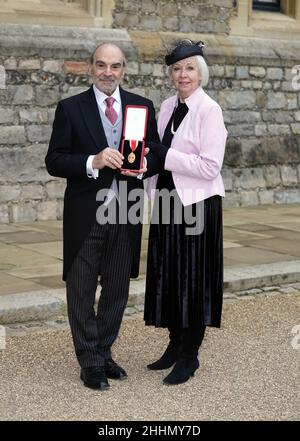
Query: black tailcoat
[[45, 86, 161, 280]]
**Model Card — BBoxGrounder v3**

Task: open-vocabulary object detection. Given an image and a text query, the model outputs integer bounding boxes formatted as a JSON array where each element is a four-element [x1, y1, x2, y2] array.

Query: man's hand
[[120, 147, 149, 177], [92, 147, 124, 170]]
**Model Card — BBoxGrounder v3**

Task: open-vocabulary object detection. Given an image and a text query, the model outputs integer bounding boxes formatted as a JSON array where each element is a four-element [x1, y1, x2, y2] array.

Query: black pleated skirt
[[144, 193, 223, 329]]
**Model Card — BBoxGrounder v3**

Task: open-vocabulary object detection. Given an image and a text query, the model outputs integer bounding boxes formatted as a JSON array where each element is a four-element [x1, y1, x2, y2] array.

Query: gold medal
[[128, 152, 136, 163], [128, 140, 138, 164]]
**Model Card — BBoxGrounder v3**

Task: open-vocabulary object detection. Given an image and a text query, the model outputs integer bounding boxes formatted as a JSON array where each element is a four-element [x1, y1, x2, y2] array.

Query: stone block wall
[[113, 0, 234, 34], [0, 23, 300, 223]]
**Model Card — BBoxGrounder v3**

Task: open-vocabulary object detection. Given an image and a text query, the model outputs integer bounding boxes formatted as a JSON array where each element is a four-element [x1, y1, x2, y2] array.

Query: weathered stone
[[141, 0, 156, 13], [48, 108, 56, 124], [0, 185, 21, 202], [123, 0, 140, 12], [61, 86, 88, 99], [263, 165, 281, 188], [46, 181, 66, 199], [284, 68, 293, 81], [222, 192, 240, 208], [224, 110, 260, 124], [281, 81, 297, 92], [273, 111, 294, 124], [153, 64, 164, 77], [295, 111, 300, 122], [114, 12, 139, 28], [126, 61, 139, 75], [272, 81, 281, 90], [287, 94, 297, 110], [178, 16, 193, 33], [225, 66, 235, 78], [223, 138, 243, 167], [262, 82, 272, 91], [35, 86, 60, 107], [255, 92, 267, 109], [26, 125, 52, 143], [221, 168, 233, 191], [0, 145, 49, 183], [249, 67, 266, 78], [255, 125, 268, 136], [210, 65, 225, 77], [148, 89, 161, 109], [239, 191, 259, 206], [37, 200, 57, 221], [13, 85, 34, 104], [258, 190, 274, 205], [43, 60, 64, 74], [0, 108, 18, 124], [228, 124, 254, 137], [234, 168, 265, 190], [219, 91, 256, 109], [291, 123, 300, 134], [0, 126, 26, 145], [274, 189, 300, 204], [19, 108, 48, 124], [268, 125, 290, 136], [140, 63, 153, 75], [64, 61, 89, 75], [163, 16, 179, 31], [18, 59, 41, 70], [267, 92, 286, 109], [57, 199, 64, 220], [280, 165, 298, 186], [236, 66, 248, 79], [0, 204, 9, 223], [139, 16, 162, 31], [21, 184, 45, 200], [10, 202, 37, 222], [4, 57, 17, 70], [266, 68, 283, 80]]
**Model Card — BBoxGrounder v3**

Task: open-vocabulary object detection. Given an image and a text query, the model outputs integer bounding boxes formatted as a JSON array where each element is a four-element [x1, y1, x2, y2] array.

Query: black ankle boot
[[147, 342, 179, 370], [163, 357, 199, 385]]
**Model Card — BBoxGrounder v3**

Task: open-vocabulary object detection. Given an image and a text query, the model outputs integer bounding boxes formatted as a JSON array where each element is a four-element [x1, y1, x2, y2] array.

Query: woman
[[144, 40, 227, 385]]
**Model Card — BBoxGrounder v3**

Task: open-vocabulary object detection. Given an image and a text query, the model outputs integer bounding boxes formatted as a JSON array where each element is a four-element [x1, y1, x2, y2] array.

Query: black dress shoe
[[105, 358, 127, 380], [163, 357, 199, 385], [147, 342, 179, 370], [80, 367, 110, 390]]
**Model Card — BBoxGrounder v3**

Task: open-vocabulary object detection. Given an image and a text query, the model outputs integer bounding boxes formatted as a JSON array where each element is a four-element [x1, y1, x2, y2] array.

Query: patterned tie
[[105, 97, 118, 125]]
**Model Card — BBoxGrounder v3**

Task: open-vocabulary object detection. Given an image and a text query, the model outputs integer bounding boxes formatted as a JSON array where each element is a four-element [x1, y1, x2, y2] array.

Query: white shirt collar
[[93, 84, 121, 106]]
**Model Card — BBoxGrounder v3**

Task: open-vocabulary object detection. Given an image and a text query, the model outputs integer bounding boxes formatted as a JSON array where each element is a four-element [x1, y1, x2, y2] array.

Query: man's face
[[90, 44, 126, 96]]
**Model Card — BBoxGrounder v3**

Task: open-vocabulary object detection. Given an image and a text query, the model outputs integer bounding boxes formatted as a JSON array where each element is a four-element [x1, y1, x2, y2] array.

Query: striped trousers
[[66, 217, 133, 368]]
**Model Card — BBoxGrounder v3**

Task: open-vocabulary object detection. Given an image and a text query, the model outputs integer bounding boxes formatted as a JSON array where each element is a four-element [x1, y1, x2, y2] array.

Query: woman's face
[[170, 56, 201, 100]]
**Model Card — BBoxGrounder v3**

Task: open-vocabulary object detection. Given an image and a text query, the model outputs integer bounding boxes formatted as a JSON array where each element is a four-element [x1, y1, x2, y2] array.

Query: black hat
[[165, 40, 205, 66]]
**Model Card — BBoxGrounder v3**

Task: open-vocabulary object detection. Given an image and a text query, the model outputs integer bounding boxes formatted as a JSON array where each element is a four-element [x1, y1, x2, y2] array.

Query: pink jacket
[[147, 87, 227, 206]]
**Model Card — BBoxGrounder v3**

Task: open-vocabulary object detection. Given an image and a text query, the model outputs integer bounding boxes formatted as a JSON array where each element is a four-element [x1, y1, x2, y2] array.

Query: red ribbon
[[129, 140, 138, 152]]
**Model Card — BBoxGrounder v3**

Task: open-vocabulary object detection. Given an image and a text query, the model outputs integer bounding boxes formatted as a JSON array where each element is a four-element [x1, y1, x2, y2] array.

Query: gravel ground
[[0, 293, 299, 421]]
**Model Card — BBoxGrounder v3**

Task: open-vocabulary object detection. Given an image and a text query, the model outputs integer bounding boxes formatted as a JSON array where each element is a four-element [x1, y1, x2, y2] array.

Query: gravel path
[[0, 293, 299, 421]]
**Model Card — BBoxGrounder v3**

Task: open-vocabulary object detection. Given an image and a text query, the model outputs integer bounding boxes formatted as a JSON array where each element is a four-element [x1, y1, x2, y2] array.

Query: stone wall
[[113, 0, 234, 34], [0, 24, 300, 223]]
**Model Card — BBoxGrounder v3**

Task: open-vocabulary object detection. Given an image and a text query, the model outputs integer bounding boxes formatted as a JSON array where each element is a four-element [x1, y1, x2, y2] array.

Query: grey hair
[[90, 42, 127, 66], [168, 55, 209, 88]]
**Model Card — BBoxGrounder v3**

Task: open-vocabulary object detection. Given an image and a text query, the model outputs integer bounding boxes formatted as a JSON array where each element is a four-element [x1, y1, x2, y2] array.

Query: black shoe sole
[[80, 373, 110, 390], [147, 362, 176, 371], [106, 373, 128, 380], [163, 364, 199, 385]]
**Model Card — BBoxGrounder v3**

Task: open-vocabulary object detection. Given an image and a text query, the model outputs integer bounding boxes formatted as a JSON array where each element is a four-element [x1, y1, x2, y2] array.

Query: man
[[45, 43, 161, 390]]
